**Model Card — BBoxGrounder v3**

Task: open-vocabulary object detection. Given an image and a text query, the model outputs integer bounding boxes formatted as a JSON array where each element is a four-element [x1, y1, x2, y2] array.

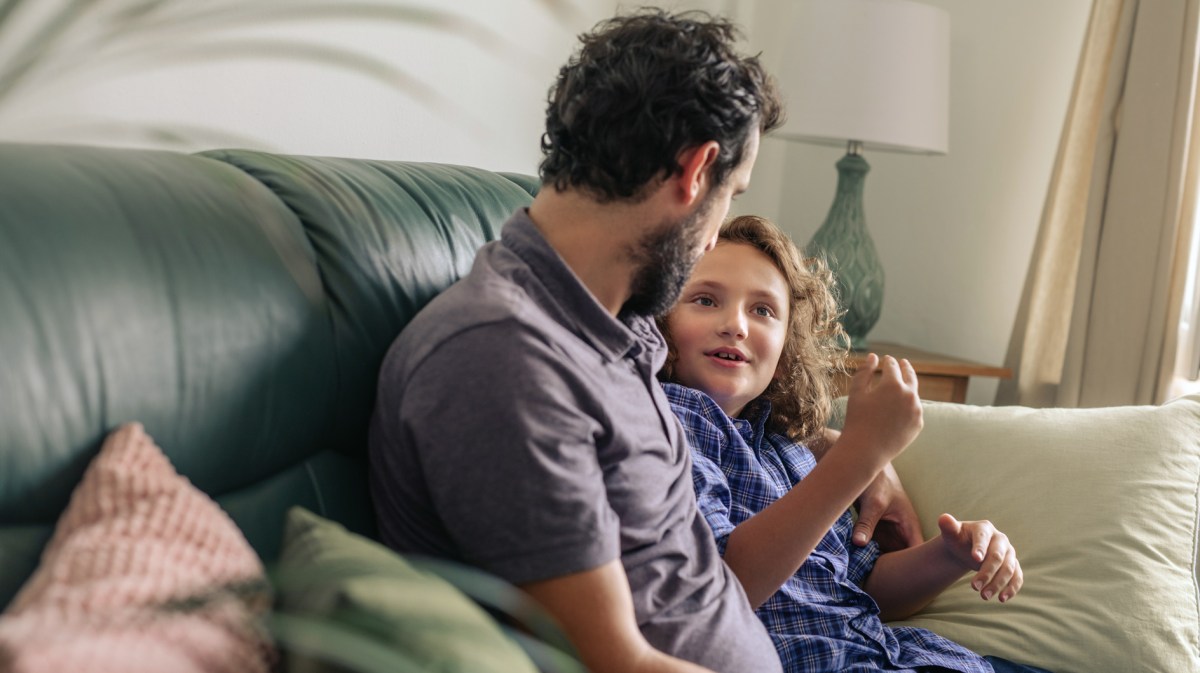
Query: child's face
[[666, 241, 789, 418]]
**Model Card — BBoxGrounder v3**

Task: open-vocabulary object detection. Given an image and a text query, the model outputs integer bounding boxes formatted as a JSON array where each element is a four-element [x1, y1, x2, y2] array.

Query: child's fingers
[[979, 546, 1021, 602], [968, 522, 994, 565], [899, 357, 919, 391], [969, 528, 1014, 597], [850, 353, 879, 393], [877, 355, 902, 385], [936, 512, 961, 539], [998, 555, 1024, 603]]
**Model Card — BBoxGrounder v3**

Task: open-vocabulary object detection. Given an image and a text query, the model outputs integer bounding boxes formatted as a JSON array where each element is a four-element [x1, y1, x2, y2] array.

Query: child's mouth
[[706, 348, 748, 364]]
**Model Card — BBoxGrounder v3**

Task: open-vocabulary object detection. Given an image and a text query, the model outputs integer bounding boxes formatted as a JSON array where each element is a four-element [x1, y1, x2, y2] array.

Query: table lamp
[[776, 0, 949, 350]]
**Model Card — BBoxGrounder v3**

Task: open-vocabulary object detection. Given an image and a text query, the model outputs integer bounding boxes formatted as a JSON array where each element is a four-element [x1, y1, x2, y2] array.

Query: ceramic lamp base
[[805, 148, 884, 351]]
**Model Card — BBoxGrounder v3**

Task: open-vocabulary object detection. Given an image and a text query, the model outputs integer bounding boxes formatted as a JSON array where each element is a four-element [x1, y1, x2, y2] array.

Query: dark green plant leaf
[[159, 577, 273, 613], [501, 627, 589, 673], [269, 556, 586, 673], [266, 611, 430, 673], [406, 555, 579, 657]]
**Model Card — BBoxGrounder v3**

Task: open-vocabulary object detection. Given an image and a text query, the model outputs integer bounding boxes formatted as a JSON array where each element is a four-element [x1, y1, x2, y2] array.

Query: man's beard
[[623, 196, 715, 318]]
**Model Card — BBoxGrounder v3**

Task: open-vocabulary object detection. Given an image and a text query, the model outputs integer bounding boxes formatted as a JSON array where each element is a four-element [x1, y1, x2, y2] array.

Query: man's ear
[[677, 141, 720, 206]]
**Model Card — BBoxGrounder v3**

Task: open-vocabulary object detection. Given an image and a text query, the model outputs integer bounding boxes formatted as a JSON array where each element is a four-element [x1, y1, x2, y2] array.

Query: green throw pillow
[[274, 507, 539, 673]]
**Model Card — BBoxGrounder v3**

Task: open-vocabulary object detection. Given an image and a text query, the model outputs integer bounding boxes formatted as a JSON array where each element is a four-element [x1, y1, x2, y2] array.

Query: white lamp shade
[[777, 0, 950, 155]]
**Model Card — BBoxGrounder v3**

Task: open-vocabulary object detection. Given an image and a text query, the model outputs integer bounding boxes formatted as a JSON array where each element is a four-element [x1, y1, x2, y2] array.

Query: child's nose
[[719, 310, 747, 338]]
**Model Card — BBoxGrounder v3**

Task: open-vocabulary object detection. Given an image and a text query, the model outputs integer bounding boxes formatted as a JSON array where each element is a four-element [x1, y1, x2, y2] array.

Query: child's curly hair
[[659, 215, 848, 443]]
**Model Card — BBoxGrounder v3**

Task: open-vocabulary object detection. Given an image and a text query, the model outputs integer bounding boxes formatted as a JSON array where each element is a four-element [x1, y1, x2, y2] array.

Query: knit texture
[[0, 422, 273, 673]]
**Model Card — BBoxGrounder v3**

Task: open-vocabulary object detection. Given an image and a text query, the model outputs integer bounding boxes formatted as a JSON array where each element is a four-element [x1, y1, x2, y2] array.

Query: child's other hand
[[841, 354, 923, 464], [937, 513, 1023, 603]]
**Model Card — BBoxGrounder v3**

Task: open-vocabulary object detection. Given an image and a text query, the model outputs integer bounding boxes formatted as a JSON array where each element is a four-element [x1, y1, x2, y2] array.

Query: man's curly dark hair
[[539, 9, 784, 202]]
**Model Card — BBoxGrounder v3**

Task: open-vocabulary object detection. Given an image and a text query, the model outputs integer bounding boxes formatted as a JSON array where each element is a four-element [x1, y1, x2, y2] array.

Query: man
[[369, 10, 919, 673]]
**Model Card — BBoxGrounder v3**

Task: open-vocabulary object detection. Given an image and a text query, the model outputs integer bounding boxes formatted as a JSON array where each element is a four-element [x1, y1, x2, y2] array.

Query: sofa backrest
[[0, 143, 536, 608]]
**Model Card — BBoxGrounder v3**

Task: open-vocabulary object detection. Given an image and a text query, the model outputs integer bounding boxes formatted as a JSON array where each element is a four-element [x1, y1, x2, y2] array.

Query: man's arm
[[810, 418, 922, 551], [521, 560, 715, 673], [394, 328, 710, 671]]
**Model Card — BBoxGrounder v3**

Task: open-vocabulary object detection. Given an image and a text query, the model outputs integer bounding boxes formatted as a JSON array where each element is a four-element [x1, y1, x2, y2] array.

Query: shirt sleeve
[[394, 320, 620, 585], [663, 386, 738, 556], [689, 449, 736, 555], [845, 525, 882, 585]]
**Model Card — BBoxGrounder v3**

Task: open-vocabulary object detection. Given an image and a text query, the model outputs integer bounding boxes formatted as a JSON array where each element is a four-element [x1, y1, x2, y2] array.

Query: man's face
[[623, 190, 720, 317], [623, 130, 761, 317]]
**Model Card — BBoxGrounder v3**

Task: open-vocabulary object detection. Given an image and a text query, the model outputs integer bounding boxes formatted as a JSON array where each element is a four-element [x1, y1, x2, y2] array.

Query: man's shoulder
[[382, 262, 585, 395], [412, 268, 528, 337], [393, 288, 522, 367]]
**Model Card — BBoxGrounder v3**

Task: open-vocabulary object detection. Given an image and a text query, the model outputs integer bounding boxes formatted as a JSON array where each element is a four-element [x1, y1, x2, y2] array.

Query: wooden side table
[[833, 342, 1012, 403]]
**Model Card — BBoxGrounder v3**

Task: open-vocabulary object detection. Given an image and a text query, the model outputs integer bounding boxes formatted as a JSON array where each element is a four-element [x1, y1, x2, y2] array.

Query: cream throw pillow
[[885, 396, 1200, 673]]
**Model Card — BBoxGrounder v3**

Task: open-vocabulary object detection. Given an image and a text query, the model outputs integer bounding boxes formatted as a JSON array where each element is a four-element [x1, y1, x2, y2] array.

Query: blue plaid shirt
[[663, 383, 993, 673]]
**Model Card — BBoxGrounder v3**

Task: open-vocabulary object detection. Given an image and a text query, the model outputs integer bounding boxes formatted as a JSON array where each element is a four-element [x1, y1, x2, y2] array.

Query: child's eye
[[753, 305, 775, 318], [694, 296, 716, 307]]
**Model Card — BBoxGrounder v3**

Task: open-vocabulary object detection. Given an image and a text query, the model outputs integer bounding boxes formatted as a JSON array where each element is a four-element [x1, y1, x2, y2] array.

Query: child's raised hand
[[937, 513, 1023, 603], [840, 354, 923, 465]]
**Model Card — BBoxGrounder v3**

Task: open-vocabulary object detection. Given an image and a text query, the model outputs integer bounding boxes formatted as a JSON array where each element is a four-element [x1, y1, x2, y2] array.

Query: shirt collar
[[735, 398, 773, 446], [662, 382, 773, 448], [500, 209, 656, 364]]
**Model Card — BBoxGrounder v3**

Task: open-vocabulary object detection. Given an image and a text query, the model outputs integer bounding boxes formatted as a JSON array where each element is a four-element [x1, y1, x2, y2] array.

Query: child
[[658, 215, 1047, 673]]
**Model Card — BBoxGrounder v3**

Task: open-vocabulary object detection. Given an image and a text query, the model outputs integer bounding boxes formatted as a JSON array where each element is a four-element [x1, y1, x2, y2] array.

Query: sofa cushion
[[886, 395, 1200, 673], [203, 151, 536, 454], [0, 145, 335, 525], [0, 423, 272, 673], [0, 143, 535, 609], [274, 507, 538, 673]]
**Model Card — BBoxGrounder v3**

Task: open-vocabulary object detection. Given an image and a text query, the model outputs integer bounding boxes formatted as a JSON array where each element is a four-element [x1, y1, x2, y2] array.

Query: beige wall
[[729, 0, 1093, 405]]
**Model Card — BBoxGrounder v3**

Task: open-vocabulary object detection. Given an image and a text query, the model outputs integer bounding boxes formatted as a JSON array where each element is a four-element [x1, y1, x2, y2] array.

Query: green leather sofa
[[0, 143, 537, 609], [3, 142, 1200, 673]]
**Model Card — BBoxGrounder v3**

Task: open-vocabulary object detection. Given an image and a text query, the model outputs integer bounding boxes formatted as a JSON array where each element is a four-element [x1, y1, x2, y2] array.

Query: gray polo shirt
[[368, 209, 781, 672]]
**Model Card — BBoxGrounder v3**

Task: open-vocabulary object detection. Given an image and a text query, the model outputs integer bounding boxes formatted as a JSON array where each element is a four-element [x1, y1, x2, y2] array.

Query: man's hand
[[852, 462, 923, 551], [937, 513, 1023, 603]]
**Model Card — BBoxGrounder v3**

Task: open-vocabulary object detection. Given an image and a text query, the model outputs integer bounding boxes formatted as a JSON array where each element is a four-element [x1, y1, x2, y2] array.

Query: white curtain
[[998, 0, 1200, 407]]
